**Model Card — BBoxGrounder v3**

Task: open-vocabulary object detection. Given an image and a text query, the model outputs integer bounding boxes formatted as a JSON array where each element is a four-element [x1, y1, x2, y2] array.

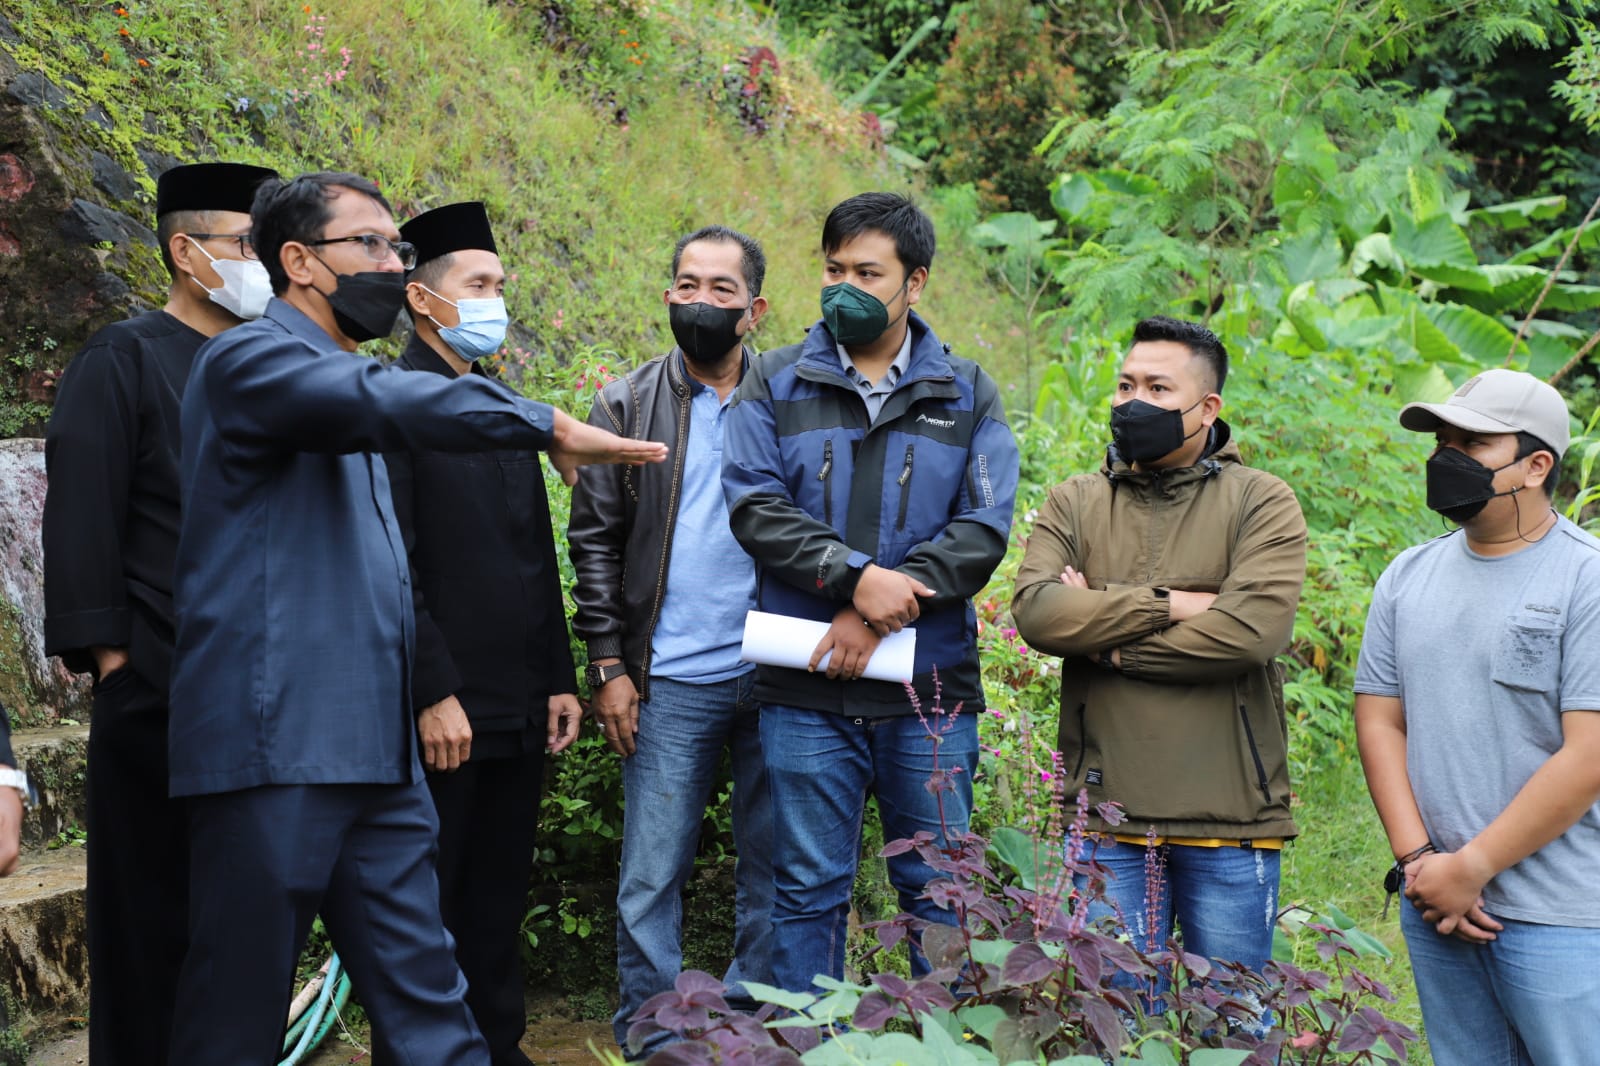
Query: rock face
[[0, 46, 160, 437], [0, 440, 87, 728]]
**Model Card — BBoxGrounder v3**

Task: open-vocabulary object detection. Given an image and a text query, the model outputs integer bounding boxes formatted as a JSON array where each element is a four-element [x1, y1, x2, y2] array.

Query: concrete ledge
[[0, 848, 86, 1015], [11, 726, 88, 851]]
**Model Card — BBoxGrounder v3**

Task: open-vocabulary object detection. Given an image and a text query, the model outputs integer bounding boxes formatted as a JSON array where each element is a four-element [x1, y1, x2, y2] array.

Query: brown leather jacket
[[1012, 423, 1307, 839], [567, 348, 746, 699]]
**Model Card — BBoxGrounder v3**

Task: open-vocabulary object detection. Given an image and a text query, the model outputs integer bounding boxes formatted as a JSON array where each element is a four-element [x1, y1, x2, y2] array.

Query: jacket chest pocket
[[1491, 617, 1565, 692]]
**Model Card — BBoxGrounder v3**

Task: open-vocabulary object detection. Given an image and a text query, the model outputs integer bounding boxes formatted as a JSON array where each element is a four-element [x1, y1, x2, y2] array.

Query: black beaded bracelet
[[1381, 841, 1436, 917]]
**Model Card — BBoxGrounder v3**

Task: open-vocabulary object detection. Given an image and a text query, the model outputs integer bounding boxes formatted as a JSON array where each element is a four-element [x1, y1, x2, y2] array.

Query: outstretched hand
[[548, 409, 668, 486]]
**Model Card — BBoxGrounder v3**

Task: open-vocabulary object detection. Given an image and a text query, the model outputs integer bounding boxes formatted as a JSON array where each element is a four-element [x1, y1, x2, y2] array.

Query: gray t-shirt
[[1355, 516, 1600, 927]]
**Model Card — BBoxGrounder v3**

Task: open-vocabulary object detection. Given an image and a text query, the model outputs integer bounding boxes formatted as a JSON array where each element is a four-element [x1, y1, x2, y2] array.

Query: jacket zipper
[[640, 373, 692, 700], [1071, 703, 1087, 780], [1237, 703, 1272, 804], [818, 438, 834, 526], [895, 444, 915, 530]]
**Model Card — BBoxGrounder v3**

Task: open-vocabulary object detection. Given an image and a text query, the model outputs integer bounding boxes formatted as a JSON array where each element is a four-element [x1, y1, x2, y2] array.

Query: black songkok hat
[[155, 162, 279, 217], [400, 201, 499, 270]]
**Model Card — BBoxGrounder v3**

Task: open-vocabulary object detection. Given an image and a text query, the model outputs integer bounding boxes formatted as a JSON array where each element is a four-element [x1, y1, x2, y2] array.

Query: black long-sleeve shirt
[[43, 310, 205, 691]]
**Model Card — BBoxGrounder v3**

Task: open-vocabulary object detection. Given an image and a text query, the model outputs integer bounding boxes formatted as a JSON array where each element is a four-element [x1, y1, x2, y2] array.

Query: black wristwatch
[[584, 660, 629, 688]]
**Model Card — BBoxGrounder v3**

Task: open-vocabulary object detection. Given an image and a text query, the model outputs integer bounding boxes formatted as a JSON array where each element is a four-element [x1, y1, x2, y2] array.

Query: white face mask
[[186, 237, 273, 320]]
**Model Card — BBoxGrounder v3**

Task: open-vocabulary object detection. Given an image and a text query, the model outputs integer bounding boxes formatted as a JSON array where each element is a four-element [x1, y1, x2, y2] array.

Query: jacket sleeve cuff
[[411, 658, 463, 714], [1116, 591, 1172, 678], [586, 635, 624, 663], [44, 607, 132, 668]]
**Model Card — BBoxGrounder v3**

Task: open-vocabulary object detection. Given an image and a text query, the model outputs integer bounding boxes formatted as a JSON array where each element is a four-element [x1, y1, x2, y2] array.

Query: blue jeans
[[613, 673, 772, 1053], [1075, 839, 1280, 975], [760, 704, 980, 993], [1402, 902, 1600, 1065]]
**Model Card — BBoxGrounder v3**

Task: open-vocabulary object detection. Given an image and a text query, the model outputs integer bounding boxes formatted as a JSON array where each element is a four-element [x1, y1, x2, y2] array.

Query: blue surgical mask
[[420, 285, 508, 362]]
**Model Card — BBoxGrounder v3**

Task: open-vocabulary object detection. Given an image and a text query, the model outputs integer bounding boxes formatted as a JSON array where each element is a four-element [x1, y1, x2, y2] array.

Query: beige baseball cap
[[1399, 368, 1570, 455]]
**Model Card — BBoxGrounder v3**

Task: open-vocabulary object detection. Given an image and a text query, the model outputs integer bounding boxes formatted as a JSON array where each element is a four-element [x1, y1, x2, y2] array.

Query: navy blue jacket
[[722, 312, 1019, 716], [169, 300, 556, 797]]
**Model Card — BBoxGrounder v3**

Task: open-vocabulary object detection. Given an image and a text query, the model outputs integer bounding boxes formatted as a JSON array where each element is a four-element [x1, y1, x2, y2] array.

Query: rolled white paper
[[739, 610, 917, 683]]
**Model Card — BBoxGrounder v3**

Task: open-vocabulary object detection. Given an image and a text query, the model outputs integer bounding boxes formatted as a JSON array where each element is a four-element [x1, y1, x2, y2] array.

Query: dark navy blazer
[[168, 300, 556, 797]]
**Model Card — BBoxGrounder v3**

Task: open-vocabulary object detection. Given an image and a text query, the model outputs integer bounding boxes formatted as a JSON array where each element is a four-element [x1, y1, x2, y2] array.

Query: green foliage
[[1555, 21, 1600, 135], [929, 0, 1078, 216]]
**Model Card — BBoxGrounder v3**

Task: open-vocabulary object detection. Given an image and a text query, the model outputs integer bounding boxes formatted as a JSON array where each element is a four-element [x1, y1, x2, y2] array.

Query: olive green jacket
[[1012, 422, 1306, 840]]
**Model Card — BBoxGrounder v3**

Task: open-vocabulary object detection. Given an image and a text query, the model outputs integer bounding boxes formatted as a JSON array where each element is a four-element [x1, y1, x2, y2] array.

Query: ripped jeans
[[1074, 839, 1280, 977]]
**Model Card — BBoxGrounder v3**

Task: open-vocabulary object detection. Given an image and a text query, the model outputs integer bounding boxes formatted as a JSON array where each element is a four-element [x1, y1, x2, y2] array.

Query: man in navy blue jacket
[[722, 192, 1019, 991], [166, 172, 665, 1065]]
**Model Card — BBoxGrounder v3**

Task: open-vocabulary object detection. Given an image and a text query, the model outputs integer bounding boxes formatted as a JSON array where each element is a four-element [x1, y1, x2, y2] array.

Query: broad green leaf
[[1275, 228, 1342, 285], [1322, 902, 1357, 930], [989, 826, 1062, 891], [1540, 284, 1600, 312], [1343, 925, 1394, 960], [1285, 282, 1329, 350], [1411, 261, 1493, 292], [1349, 233, 1404, 279], [1509, 223, 1600, 265], [1391, 213, 1477, 269], [1190, 1052, 1253, 1066], [742, 980, 818, 1012], [1129, 1039, 1180, 1066], [967, 938, 1015, 968], [956, 1004, 1007, 1040], [1466, 195, 1567, 229], [1407, 165, 1445, 221], [1394, 362, 1457, 404], [1423, 302, 1522, 365], [971, 212, 1058, 252], [1052, 174, 1095, 222], [1527, 333, 1582, 380]]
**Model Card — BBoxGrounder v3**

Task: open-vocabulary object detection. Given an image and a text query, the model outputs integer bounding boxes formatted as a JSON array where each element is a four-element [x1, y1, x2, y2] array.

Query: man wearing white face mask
[[375, 201, 584, 1066], [41, 159, 278, 1066]]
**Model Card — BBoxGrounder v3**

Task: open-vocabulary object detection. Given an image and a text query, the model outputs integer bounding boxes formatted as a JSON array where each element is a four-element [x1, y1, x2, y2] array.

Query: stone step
[[0, 848, 86, 1019], [10, 726, 88, 854]]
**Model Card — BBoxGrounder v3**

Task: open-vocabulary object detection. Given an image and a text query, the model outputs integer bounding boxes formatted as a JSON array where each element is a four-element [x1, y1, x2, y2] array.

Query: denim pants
[[760, 704, 980, 993], [1402, 901, 1600, 1065], [613, 673, 773, 1053], [1075, 839, 1280, 975]]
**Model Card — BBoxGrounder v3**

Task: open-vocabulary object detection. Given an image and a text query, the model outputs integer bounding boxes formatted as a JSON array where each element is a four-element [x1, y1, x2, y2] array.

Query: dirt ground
[[25, 993, 620, 1065]]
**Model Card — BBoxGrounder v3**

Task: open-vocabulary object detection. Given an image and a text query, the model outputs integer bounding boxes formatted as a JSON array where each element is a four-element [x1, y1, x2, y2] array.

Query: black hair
[[404, 252, 457, 322], [1515, 431, 1564, 496], [155, 209, 214, 279], [251, 172, 391, 296], [821, 192, 935, 278], [671, 225, 766, 297], [1131, 315, 1229, 394]]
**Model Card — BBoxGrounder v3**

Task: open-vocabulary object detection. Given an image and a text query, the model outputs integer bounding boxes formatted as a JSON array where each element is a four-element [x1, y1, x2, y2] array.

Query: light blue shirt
[[836, 327, 913, 421], [649, 369, 757, 682]]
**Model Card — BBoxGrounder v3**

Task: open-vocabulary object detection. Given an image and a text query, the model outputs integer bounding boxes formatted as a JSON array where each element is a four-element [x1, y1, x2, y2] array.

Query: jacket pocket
[[1237, 702, 1272, 805], [817, 438, 834, 527], [895, 444, 915, 531], [1491, 617, 1564, 692]]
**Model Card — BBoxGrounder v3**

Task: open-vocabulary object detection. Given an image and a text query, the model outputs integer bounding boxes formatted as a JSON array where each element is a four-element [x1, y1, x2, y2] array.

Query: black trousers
[[426, 746, 544, 1066], [87, 668, 188, 1066]]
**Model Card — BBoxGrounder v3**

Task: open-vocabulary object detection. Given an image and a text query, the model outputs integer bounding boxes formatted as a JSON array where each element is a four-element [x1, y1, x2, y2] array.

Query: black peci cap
[[399, 201, 499, 269], [155, 162, 280, 217]]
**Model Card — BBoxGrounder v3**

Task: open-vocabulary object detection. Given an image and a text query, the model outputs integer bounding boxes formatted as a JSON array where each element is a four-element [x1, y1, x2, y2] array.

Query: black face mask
[[1110, 397, 1205, 465], [311, 257, 407, 343], [669, 301, 747, 366], [1426, 447, 1523, 523]]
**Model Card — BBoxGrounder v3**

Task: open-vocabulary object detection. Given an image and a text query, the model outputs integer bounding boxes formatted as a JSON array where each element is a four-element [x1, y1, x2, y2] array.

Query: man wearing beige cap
[[1355, 368, 1600, 1065]]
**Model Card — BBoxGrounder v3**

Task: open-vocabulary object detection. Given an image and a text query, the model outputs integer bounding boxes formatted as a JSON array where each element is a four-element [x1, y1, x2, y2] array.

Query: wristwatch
[[0, 768, 37, 811], [584, 660, 629, 688]]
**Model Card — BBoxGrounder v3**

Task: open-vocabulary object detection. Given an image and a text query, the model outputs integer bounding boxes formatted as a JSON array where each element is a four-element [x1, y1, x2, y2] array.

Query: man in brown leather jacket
[[1012, 315, 1306, 978], [568, 225, 774, 1059]]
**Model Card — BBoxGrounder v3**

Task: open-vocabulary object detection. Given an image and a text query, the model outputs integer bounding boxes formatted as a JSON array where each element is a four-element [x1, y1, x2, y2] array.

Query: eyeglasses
[[187, 233, 258, 261], [305, 233, 418, 270]]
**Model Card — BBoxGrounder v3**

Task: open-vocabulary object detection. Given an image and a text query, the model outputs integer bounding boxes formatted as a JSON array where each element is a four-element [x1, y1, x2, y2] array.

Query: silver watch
[[0, 769, 37, 810]]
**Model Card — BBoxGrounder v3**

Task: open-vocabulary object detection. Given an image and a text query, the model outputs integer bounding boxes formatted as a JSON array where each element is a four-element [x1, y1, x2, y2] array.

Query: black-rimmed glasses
[[186, 233, 258, 260], [306, 234, 418, 270]]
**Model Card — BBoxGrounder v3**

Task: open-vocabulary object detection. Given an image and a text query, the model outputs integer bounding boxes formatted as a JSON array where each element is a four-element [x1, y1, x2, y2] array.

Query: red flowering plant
[[615, 684, 1418, 1066]]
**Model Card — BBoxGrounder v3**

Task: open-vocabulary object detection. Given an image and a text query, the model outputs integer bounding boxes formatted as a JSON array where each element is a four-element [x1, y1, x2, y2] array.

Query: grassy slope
[[5, 0, 1031, 381]]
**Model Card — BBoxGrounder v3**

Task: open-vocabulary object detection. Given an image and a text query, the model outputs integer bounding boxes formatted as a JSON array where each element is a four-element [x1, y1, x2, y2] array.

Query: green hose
[[279, 952, 349, 1066]]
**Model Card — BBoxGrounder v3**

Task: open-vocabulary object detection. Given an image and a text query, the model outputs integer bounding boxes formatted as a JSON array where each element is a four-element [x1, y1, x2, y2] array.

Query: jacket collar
[[395, 332, 485, 380], [797, 310, 954, 388], [668, 345, 752, 397], [263, 297, 345, 351], [1104, 418, 1240, 487]]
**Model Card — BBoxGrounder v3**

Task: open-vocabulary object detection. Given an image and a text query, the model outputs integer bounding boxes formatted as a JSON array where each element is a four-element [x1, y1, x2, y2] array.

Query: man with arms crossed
[[1012, 316, 1305, 978], [1356, 368, 1600, 1066]]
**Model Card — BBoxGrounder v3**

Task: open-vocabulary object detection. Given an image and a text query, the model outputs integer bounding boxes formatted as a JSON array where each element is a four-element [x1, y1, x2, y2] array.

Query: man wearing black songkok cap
[[366, 201, 582, 1064], [41, 159, 278, 1066]]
